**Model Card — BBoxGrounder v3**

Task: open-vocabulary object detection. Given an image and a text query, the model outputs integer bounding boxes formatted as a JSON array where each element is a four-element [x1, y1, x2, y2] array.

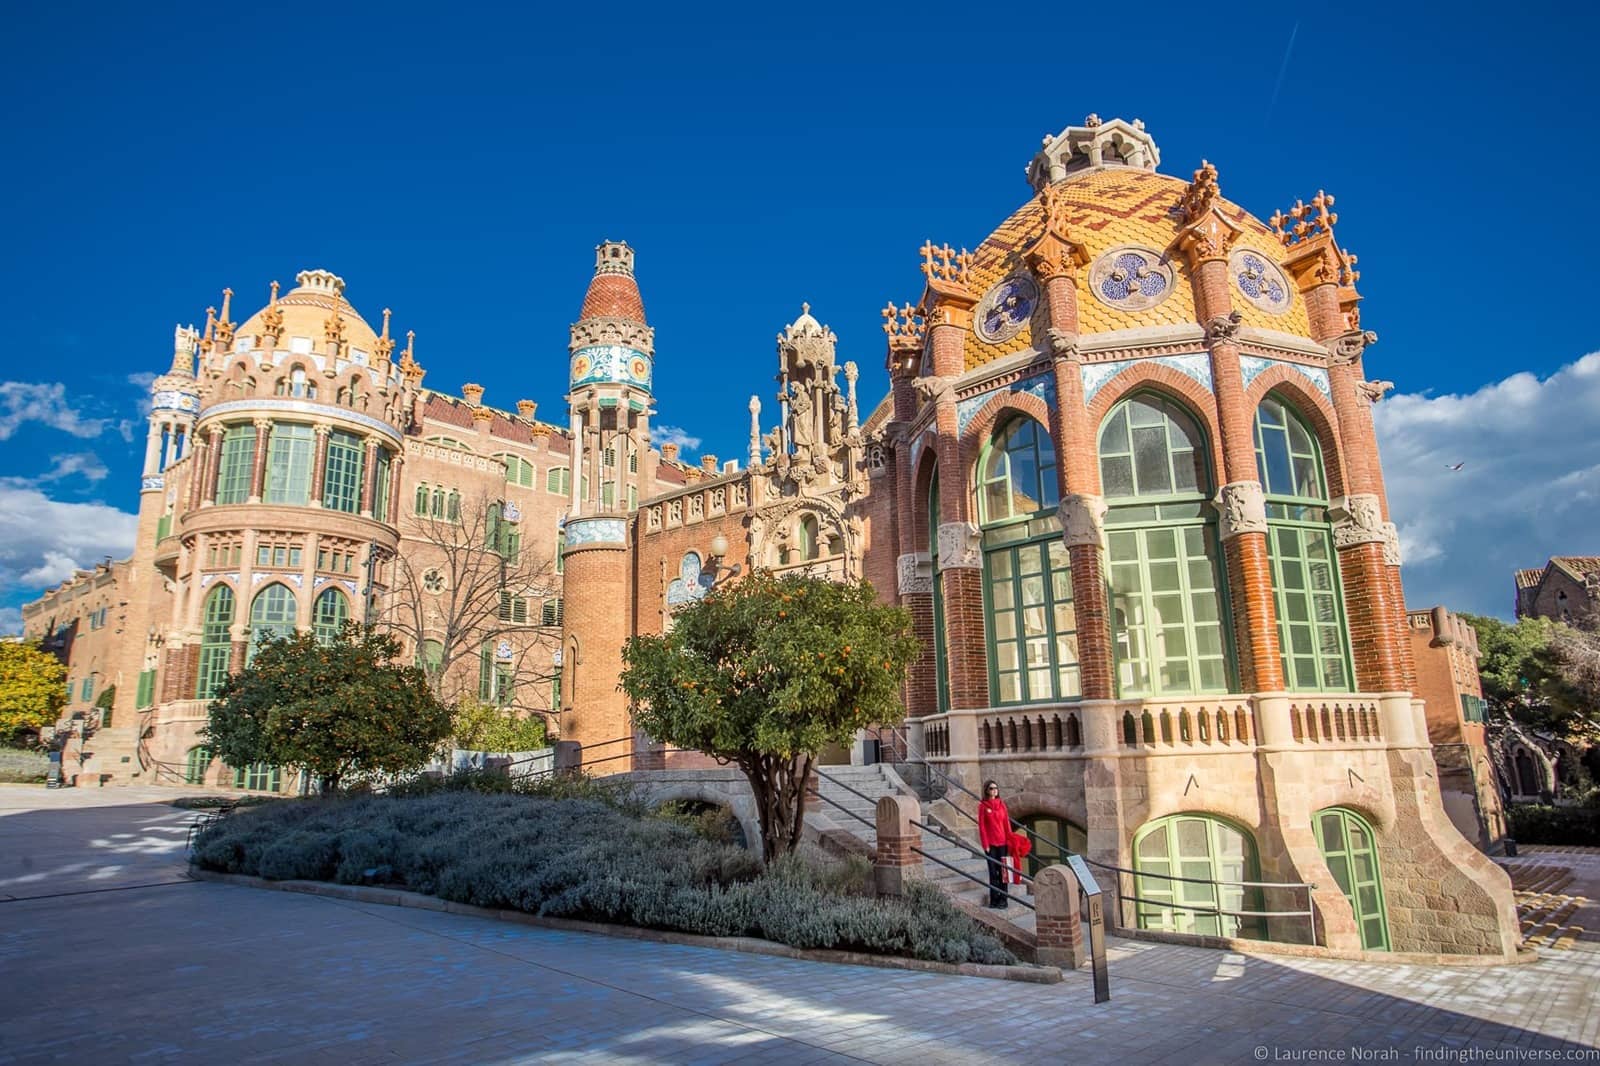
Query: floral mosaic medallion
[[975, 274, 1039, 343], [1230, 249, 1291, 314], [1089, 246, 1174, 311]]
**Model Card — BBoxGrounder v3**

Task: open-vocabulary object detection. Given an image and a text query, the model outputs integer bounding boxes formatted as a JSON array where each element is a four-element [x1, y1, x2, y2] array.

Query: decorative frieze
[[954, 371, 1056, 437], [1216, 481, 1268, 540], [1081, 352, 1212, 405], [936, 522, 981, 570], [1058, 494, 1107, 548], [564, 516, 627, 548], [1239, 355, 1331, 401], [1330, 494, 1385, 548], [896, 552, 934, 595]]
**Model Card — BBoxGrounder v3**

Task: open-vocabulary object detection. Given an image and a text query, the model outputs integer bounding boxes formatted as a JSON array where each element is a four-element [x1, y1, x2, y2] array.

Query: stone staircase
[[72, 726, 144, 786], [810, 764, 1037, 937]]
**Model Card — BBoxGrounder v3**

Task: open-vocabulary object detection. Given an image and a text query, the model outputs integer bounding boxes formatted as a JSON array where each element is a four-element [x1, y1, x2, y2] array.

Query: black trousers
[[986, 845, 1009, 907]]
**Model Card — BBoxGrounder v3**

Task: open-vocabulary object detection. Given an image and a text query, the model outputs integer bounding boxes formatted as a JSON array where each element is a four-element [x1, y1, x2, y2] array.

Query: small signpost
[[1067, 854, 1111, 1003]]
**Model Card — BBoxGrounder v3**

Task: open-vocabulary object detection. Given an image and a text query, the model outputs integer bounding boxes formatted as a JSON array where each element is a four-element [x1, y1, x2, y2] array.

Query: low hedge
[[1507, 804, 1600, 847], [193, 791, 1015, 966], [0, 747, 49, 784]]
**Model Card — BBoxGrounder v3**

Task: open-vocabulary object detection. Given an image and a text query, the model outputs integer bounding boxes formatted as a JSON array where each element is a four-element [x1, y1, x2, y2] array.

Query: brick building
[[1515, 556, 1600, 623], [23, 115, 1519, 959]]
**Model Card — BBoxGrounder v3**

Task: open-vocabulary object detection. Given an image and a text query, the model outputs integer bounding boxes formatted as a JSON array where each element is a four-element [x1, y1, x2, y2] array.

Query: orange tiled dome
[[578, 241, 647, 323]]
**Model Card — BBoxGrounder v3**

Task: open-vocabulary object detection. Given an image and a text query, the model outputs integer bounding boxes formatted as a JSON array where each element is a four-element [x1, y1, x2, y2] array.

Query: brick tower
[[559, 242, 654, 762]]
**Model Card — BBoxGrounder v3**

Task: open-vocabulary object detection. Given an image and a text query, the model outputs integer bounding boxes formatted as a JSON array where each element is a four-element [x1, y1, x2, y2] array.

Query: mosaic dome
[[960, 127, 1311, 371]]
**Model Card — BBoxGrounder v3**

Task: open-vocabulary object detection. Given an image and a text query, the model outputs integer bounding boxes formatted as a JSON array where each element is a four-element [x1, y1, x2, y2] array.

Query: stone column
[[559, 516, 632, 764], [359, 436, 379, 517], [142, 421, 164, 477], [185, 433, 209, 513], [162, 421, 178, 470], [872, 793, 923, 898], [201, 425, 224, 506], [1033, 864, 1086, 968], [1178, 176, 1283, 694], [248, 417, 271, 503], [309, 425, 331, 507], [568, 409, 584, 517], [387, 453, 405, 526]]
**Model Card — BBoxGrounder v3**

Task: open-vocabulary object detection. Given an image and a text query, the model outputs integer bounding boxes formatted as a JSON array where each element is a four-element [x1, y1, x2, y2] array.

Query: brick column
[[185, 433, 209, 513], [359, 436, 379, 517], [308, 425, 331, 507], [386, 453, 405, 526], [560, 517, 632, 764], [248, 417, 271, 503], [1177, 169, 1283, 694], [1033, 864, 1086, 968], [872, 793, 923, 898], [201, 425, 223, 506]]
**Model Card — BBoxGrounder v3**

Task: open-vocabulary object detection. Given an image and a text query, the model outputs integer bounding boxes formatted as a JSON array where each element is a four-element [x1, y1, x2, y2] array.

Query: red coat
[[978, 797, 1010, 849]]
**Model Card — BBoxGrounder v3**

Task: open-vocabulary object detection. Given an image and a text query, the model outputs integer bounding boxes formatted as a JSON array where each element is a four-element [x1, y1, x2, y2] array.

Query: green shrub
[[171, 795, 281, 810], [0, 747, 49, 784], [193, 792, 1014, 966], [1507, 804, 1600, 846]]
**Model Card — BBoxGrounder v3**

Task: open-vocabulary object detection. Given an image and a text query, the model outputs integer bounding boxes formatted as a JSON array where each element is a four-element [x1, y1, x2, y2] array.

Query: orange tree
[[620, 571, 918, 862], [0, 642, 68, 742], [204, 626, 450, 794]]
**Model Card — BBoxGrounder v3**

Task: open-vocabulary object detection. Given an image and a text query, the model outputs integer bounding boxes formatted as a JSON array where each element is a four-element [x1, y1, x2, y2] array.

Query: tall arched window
[[501, 454, 534, 488], [264, 423, 315, 505], [979, 416, 1077, 704], [415, 483, 430, 516], [1313, 806, 1389, 951], [431, 487, 445, 518], [1099, 394, 1230, 696], [195, 585, 235, 699], [1133, 813, 1262, 939], [248, 584, 297, 665], [418, 638, 444, 682], [184, 745, 213, 785], [322, 430, 364, 513], [799, 515, 820, 561], [1254, 395, 1352, 691], [447, 490, 461, 522], [214, 424, 256, 505], [312, 587, 349, 645]]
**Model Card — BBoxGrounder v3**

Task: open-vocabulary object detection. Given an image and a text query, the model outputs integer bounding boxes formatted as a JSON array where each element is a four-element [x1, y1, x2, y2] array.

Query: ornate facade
[[23, 115, 1519, 959]]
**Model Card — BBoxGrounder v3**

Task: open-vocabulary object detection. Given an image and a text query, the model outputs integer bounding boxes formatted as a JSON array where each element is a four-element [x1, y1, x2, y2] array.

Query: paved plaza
[[1, 785, 1597, 1064]]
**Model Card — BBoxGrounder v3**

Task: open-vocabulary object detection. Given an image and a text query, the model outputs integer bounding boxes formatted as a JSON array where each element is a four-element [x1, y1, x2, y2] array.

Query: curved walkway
[[1, 786, 1597, 1064]]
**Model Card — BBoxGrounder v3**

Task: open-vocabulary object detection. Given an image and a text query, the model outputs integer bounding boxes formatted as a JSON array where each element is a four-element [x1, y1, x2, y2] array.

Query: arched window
[[418, 638, 444, 681], [501, 454, 534, 488], [415, 483, 430, 516], [1133, 813, 1261, 939], [184, 745, 212, 785], [214, 424, 256, 505], [1254, 396, 1352, 691], [446, 490, 461, 522], [546, 467, 570, 495], [264, 423, 315, 506], [1313, 807, 1390, 951], [313, 587, 349, 645], [431, 487, 445, 518], [288, 366, 314, 399], [799, 515, 820, 561], [322, 430, 364, 513], [980, 416, 1077, 705], [195, 585, 235, 699], [1099, 394, 1229, 696], [247, 584, 297, 665]]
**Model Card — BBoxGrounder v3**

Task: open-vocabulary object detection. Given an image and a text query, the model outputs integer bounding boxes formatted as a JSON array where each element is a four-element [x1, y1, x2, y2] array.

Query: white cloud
[[0, 381, 113, 441], [0, 485, 139, 597], [652, 425, 702, 455], [1374, 352, 1600, 618], [38, 452, 110, 483], [0, 606, 21, 637], [126, 372, 157, 389]]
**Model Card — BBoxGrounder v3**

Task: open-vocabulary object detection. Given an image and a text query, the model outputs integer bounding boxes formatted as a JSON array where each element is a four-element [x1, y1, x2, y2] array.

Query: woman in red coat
[[977, 780, 1011, 909]]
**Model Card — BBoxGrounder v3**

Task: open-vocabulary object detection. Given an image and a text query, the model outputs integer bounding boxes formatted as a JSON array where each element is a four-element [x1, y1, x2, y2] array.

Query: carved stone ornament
[[936, 522, 982, 570], [1381, 521, 1403, 566], [1205, 310, 1243, 344], [1329, 329, 1379, 366], [911, 375, 956, 408], [1057, 494, 1108, 548], [1330, 493, 1386, 548], [1045, 327, 1080, 362], [1355, 379, 1395, 405], [1215, 481, 1268, 540], [897, 552, 934, 596]]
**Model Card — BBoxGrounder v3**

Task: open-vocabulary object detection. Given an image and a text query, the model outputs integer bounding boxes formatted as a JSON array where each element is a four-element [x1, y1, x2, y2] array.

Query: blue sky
[[2, 1, 1597, 627]]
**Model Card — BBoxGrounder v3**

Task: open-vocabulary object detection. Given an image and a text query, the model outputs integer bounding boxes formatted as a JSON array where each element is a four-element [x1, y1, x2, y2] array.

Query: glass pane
[[995, 643, 1019, 672], [990, 551, 1013, 579], [1132, 427, 1171, 495], [998, 674, 1020, 702], [993, 610, 1017, 640]]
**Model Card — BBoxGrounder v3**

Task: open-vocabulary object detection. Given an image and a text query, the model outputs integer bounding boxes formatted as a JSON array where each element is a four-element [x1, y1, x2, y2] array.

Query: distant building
[[1514, 557, 1600, 622], [1406, 607, 1505, 851]]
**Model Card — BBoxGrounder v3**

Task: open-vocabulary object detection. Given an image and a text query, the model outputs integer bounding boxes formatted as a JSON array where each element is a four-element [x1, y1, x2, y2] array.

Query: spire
[[578, 241, 646, 323], [214, 288, 235, 347], [375, 307, 395, 361], [170, 324, 198, 377], [259, 280, 284, 345]]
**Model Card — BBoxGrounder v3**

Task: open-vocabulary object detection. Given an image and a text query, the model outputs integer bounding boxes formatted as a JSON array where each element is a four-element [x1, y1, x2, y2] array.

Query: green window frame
[[414, 483, 430, 516], [478, 642, 495, 702], [214, 424, 256, 505], [494, 663, 514, 708], [81, 677, 93, 701], [1019, 815, 1087, 878], [135, 668, 157, 709], [372, 447, 392, 519], [1313, 807, 1389, 951], [196, 585, 236, 699], [798, 515, 820, 561], [501, 454, 534, 488], [556, 528, 566, 574], [418, 639, 444, 683], [184, 746, 212, 785], [1100, 394, 1231, 697], [247, 584, 297, 665], [322, 430, 364, 513], [1133, 813, 1262, 939], [928, 470, 949, 713], [234, 763, 280, 791], [264, 423, 315, 505], [1254, 395, 1353, 692], [546, 467, 570, 495], [978, 417, 1077, 706], [541, 598, 563, 627], [312, 587, 349, 645], [500, 591, 529, 623]]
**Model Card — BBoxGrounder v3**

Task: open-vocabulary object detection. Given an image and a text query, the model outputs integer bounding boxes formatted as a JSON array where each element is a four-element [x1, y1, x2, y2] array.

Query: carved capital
[[1057, 493, 1107, 548], [1381, 522, 1403, 567], [1205, 310, 1243, 344], [1330, 493, 1386, 549], [1045, 327, 1081, 363], [1215, 481, 1267, 540], [936, 521, 982, 570], [897, 552, 934, 596], [910, 375, 956, 408], [1328, 329, 1378, 366], [1177, 209, 1242, 267]]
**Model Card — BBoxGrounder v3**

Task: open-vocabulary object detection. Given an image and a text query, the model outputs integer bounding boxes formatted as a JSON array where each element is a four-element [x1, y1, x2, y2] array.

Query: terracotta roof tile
[[579, 275, 646, 322], [1515, 568, 1546, 590]]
